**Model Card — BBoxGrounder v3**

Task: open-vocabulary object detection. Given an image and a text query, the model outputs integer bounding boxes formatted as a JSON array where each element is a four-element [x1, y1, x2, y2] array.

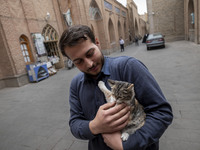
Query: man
[[119, 37, 125, 52], [59, 25, 173, 150]]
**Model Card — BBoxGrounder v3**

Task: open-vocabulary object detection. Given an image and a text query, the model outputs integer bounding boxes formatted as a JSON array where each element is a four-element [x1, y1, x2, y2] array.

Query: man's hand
[[89, 102, 130, 135], [102, 131, 123, 150]]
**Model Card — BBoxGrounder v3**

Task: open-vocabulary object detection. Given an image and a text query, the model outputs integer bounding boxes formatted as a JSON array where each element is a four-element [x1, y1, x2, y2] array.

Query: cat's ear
[[107, 79, 115, 87], [127, 84, 134, 90]]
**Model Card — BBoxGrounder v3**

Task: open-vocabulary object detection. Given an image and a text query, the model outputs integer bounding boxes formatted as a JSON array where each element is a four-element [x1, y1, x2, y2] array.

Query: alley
[[0, 41, 200, 150]]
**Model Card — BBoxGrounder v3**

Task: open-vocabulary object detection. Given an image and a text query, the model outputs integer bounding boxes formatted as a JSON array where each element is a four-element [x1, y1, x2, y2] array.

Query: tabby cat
[[98, 79, 146, 141]]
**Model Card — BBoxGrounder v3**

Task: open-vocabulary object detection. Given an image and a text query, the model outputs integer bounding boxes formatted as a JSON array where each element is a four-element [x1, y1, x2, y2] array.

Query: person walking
[[119, 37, 125, 52]]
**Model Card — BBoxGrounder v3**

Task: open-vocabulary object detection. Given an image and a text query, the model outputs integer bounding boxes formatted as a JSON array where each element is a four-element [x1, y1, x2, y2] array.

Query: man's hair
[[59, 25, 95, 57]]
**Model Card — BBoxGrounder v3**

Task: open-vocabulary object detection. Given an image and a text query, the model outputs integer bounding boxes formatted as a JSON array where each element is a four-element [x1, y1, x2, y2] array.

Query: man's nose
[[85, 58, 93, 68]]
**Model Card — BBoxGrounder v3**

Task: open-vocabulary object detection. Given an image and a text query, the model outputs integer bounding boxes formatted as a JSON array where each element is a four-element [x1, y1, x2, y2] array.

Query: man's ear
[[95, 38, 101, 48]]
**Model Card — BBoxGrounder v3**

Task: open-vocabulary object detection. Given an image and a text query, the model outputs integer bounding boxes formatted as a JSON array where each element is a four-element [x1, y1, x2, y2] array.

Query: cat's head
[[107, 79, 135, 102]]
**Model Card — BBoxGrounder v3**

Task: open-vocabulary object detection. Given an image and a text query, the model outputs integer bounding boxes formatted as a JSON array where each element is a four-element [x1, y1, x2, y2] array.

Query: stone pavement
[[0, 41, 200, 150]]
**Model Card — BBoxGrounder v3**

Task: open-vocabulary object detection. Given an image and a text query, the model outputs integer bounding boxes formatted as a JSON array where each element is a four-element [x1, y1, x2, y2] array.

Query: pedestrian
[[59, 25, 173, 150], [142, 33, 149, 43], [142, 34, 147, 43], [135, 36, 139, 46], [119, 37, 125, 52]]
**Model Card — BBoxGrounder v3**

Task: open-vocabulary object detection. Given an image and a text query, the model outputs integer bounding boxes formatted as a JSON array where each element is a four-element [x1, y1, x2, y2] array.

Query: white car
[[146, 33, 165, 50]]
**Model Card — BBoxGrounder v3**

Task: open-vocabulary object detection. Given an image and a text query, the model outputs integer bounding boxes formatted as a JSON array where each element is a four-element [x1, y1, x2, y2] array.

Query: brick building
[[184, 0, 200, 44], [63, 0, 130, 54], [140, 13, 149, 36], [0, 0, 148, 89], [147, 0, 200, 44], [127, 0, 148, 40], [0, 0, 65, 89]]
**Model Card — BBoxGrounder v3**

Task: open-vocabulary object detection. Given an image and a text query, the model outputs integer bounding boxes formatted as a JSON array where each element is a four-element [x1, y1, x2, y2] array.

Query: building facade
[[184, 0, 200, 43], [0, 0, 148, 89], [147, 0, 200, 44], [63, 0, 129, 54], [0, 0, 65, 88], [127, 0, 142, 40], [147, 0, 185, 41]]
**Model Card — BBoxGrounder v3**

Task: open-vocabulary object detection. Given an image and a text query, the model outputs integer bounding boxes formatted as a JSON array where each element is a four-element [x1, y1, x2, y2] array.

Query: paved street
[[0, 40, 200, 150]]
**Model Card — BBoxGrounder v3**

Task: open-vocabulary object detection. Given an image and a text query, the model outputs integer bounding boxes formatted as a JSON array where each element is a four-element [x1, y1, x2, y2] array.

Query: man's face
[[64, 39, 104, 77]]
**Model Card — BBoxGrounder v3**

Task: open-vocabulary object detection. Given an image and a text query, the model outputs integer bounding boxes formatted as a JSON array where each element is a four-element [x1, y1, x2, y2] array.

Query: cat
[[98, 79, 146, 141]]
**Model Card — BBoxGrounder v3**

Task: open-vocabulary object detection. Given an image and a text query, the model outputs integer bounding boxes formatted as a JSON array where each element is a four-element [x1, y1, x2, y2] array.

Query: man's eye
[[73, 59, 83, 65], [86, 49, 94, 58]]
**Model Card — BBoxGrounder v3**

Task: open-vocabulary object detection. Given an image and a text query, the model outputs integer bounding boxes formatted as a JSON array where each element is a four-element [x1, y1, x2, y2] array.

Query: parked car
[[146, 33, 165, 50]]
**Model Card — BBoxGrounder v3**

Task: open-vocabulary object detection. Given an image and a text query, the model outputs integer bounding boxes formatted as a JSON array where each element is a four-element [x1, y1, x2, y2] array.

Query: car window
[[153, 33, 162, 38], [147, 34, 153, 39], [154, 35, 162, 38]]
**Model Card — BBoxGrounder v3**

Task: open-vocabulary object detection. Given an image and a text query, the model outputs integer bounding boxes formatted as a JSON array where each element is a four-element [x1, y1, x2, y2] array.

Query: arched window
[[188, 0, 194, 29], [19, 35, 33, 64], [89, 0, 102, 20], [42, 24, 59, 57]]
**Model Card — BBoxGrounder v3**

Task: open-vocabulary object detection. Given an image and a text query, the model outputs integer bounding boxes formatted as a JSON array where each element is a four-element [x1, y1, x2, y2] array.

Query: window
[[191, 13, 194, 24], [122, 11, 126, 17], [104, 1, 112, 10], [89, 1, 102, 20], [42, 24, 59, 57], [20, 35, 33, 63], [115, 7, 120, 14]]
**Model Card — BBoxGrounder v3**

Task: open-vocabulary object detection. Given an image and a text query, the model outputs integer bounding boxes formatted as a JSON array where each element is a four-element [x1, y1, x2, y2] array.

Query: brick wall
[[0, 0, 63, 88], [147, 0, 185, 41]]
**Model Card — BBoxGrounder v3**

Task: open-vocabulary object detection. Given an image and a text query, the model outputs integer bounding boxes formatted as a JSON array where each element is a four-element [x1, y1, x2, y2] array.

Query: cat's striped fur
[[98, 79, 146, 141]]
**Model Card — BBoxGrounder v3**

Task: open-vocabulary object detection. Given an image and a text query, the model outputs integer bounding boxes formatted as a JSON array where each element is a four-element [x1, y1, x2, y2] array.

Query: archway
[[42, 24, 64, 68], [124, 22, 127, 39], [134, 19, 139, 37], [129, 7, 134, 41], [42, 24, 59, 57], [108, 19, 115, 43], [89, 0, 102, 20], [118, 20, 122, 39], [89, 0, 105, 48], [188, 0, 195, 42]]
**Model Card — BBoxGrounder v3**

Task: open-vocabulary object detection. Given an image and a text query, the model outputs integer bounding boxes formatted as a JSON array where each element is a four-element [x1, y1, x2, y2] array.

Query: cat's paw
[[121, 132, 129, 141], [98, 81, 104, 88]]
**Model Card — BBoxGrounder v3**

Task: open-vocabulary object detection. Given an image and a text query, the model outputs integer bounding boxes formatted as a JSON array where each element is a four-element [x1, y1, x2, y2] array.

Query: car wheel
[[147, 47, 150, 50]]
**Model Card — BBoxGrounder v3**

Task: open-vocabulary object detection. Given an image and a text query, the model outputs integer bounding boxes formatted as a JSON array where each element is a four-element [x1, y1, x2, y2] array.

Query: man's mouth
[[89, 64, 98, 72]]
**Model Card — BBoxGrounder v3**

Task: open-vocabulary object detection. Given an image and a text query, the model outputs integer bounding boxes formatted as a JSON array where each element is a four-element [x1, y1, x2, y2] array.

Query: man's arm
[[69, 76, 131, 140], [121, 58, 173, 149], [102, 132, 123, 150]]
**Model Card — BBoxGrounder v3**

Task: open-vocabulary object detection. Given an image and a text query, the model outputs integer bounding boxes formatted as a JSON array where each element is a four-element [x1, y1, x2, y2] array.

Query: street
[[0, 40, 200, 150]]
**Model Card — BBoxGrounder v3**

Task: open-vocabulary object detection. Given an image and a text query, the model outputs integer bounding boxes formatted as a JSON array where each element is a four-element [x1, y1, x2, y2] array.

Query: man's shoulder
[[107, 56, 137, 63], [71, 72, 84, 85], [107, 56, 146, 71]]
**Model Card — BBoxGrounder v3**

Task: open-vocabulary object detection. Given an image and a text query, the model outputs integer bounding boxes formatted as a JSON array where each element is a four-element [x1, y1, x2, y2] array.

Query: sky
[[117, 0, 147, 15]]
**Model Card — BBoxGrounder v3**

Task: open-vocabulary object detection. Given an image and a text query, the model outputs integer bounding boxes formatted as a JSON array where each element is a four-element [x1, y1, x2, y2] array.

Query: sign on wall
[[63, 9, 73, 27], [31, 33, 47, 56]]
